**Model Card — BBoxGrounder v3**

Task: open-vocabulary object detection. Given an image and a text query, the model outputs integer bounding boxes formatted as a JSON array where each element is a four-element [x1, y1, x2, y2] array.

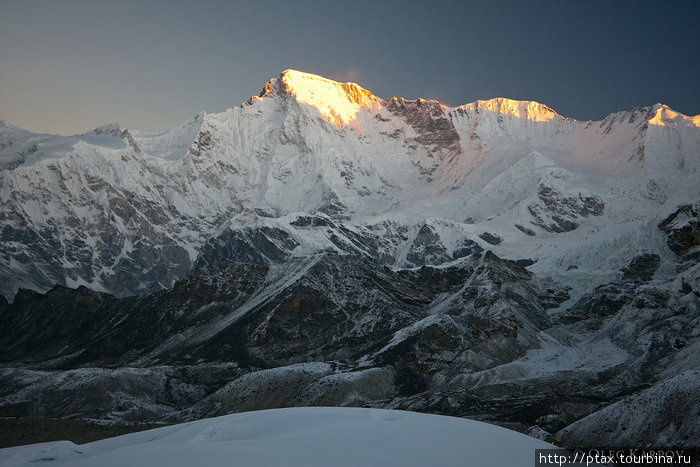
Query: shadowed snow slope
[[1, 70, 698, 299], [0, 407, 556, 467]]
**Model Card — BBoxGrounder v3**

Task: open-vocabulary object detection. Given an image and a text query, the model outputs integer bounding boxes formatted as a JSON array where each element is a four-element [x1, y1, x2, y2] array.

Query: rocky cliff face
[[0, 70, 699, 448], [1, 241, 698, 447]]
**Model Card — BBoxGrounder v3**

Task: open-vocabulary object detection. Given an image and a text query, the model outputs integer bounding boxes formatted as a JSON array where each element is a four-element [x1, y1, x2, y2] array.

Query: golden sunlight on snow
[[251, 70, 566, 127], [649, 105, 679, 126], [458, 98, 559, 122], [648, 105, 700, 128], [271, 69, 380, 126]]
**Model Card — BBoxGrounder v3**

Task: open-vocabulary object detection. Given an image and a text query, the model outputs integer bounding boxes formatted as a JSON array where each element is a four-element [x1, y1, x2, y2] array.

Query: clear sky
[[1, 0, 698, 135]]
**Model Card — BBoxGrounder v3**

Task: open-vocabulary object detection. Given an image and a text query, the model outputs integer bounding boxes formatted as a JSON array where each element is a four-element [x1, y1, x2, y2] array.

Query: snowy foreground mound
[[0, 407, 555, 467]]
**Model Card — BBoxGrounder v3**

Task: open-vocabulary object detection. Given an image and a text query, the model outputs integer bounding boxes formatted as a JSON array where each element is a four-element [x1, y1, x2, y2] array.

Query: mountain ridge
[[0, 69, 698, 302], [1, 70, 699, 449], [6, 69, 699, 138]]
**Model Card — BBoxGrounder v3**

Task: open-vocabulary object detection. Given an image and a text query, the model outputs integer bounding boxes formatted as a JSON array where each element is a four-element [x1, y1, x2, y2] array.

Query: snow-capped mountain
[[1, 69, 698, 300], [1, 70, 699, 449]]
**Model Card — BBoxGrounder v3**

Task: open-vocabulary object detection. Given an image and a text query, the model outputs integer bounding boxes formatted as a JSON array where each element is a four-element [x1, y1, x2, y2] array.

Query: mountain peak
[[0, 120, 32, 134], [252, 70, 570, 126], [92, 122, 125, 137], [254, 69, 379, 127], [457, 98, 561, 123], [648, 103, 700, 128]]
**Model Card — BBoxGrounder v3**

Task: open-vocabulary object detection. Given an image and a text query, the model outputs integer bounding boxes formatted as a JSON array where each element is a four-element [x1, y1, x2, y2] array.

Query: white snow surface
[[0, 407, 557, 467], [1, 69, 699, 298]]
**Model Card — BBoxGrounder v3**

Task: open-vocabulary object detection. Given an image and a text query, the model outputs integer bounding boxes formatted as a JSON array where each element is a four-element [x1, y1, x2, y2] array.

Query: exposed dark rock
[[382, 98, 461, 160], [528, 184, 604, 233], [0, 261, 268, 367], [621, 253, 660, 283], [451, 239, 483, 260], [536, 413, 568, 433], [557, 371, 700, 449], [658, 204, 700, 256], [632, 286, 670, 309], [0, 176, 194, 299], [188, 129, 213, 158], [405, 224, 451, 267], [681, 281, 693, 295], [254, 208, 276, 218], [515, 224, 536, 236], [559, 283, 632, 323], [318, 204, 348, 219], [479, 232, 502, 245], [1, 244, 696, 449], [290, 215, 335, 228], [0, 418, 161, 449], [194, 227, 299, 269], [119, 129, 141, 153], [0, 250, 568, 417]]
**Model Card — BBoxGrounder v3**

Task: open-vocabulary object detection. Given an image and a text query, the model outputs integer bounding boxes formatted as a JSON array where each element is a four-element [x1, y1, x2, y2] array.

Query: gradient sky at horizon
[[1, 0, 698, 135]]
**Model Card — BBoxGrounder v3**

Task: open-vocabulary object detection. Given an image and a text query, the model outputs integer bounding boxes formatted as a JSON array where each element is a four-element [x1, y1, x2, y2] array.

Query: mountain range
[[0, 70, 698, 448]]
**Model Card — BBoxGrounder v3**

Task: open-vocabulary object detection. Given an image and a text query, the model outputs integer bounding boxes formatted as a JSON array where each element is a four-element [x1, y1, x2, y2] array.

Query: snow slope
[[1, 70, 698, 299], [0, 407, 558, 467]]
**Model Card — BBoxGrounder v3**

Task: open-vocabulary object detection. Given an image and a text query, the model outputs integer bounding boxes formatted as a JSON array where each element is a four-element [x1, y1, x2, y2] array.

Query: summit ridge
[[0, 70, 698, 299]]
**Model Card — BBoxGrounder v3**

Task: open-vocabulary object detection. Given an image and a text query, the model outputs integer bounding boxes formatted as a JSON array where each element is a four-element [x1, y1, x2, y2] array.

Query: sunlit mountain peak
[[254, 69, 380, 127], [249, 71, 700, 132], [648, 103, 700, 128], [457, 98, 560, 122]]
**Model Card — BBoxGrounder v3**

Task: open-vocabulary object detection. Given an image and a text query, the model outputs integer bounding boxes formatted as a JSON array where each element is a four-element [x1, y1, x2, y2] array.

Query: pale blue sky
[[1, 0, 698, 135]]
